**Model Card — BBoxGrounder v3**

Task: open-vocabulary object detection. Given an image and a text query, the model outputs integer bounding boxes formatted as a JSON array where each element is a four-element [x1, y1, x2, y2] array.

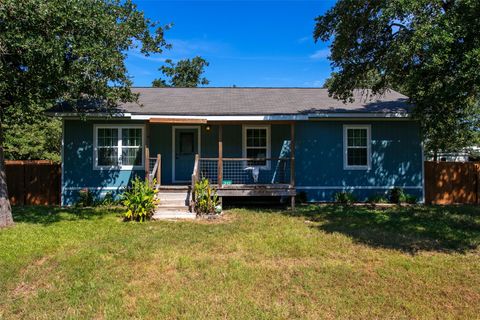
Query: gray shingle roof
[[52, 87, 411, 116]]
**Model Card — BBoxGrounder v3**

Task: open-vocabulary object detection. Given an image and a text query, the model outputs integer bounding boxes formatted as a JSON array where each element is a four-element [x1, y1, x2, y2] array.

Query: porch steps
[[153, 187, 195, 220]]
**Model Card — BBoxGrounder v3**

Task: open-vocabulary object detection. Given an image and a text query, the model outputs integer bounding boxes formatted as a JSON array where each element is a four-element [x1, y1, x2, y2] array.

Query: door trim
[[172, 126, 201, 183]]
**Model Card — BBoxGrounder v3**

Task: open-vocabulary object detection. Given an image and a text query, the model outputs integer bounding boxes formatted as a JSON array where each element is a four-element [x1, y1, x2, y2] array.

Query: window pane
[[247, 148, 267, 166], [122, 128, 142, 147], [98, 147, 118, 166], [122, 147, 142, 166], [347, 128, 367, 147], [179, 132, 194, 154], [98, 128, 118, 147], [246, 128, 267, 148], [347, 148, 367, 166]]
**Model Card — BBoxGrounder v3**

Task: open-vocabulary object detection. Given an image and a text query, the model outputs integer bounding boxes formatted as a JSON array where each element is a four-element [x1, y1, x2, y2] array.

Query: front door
[[174, 128, 199, 182]]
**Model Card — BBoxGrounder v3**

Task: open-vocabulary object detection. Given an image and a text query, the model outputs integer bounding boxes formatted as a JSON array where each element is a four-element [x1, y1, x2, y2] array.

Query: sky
[[126, 0, 336, 87]]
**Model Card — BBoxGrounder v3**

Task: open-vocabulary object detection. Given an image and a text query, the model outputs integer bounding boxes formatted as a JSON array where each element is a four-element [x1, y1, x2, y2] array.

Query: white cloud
[[309, 48, 330, 60], [297, 36, 311, 44], [303, 80, 324, 87]]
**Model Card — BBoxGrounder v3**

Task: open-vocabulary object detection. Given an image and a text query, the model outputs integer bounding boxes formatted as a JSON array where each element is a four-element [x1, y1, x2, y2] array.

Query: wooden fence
[[6, 160, 61, 206], [424, 161, 480, 205]]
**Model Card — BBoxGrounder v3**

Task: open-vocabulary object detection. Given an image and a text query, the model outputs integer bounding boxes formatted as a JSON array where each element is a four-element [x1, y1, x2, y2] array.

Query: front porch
[[143, 121, 297, 209]]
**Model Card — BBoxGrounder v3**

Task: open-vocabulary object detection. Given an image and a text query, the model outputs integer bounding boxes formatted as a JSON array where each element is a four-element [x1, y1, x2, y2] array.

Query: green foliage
[[152, 56, 209, 87], [122, 177, 158, 222], [99, 191, 119, 207], [314, 0, 480, 154], [0, 0, 169, 124], [194, 178, 220, 215], [367, 194, 389, 204], [3, 102, 61, 161], [333, 191, 356, 205], [389, 187, 406, 204], [76, 188, 94, 207], [404, 194, 418, 204]]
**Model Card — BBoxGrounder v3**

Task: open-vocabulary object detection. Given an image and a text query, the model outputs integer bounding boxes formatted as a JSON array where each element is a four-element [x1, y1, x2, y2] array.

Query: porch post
[[290, 122, 296, 210], [156, 154, 161, 186], [145, 121, 150, 182], [218, 125, 223, 188]]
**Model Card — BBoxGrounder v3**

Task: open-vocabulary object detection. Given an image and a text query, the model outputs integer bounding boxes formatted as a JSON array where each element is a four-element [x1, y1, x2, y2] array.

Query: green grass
[[0, 205, 479, 319]]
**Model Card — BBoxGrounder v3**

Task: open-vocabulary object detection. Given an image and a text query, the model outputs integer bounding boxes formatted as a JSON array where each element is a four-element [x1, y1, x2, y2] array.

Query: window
[[243, 126, 270, 168], [179, 132, 194, 154], [94, 125, 144, 169], [343, 125, 371, 170]]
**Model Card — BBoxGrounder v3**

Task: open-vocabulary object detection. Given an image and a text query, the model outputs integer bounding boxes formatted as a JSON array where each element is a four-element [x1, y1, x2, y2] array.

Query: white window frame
[[242, 125, 271, 170], [93, 124, 145, 170], [343, 124, 371, 170]]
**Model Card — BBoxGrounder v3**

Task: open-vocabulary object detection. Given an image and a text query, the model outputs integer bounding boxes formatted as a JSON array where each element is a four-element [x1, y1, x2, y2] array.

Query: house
[[50, 87, 424, 210]]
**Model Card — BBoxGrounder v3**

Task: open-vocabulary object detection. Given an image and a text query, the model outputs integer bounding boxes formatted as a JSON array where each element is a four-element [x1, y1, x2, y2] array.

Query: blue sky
[[126, 0, 336, 87]]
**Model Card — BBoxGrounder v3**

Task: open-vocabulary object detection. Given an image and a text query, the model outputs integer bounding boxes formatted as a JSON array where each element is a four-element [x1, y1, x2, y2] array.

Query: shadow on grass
[[12, 206, 121, 225], [283, 204, 480, 254]]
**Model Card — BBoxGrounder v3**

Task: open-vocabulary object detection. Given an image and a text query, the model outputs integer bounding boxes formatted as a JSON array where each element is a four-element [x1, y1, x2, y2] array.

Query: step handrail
[[190, 154, 200, 212]]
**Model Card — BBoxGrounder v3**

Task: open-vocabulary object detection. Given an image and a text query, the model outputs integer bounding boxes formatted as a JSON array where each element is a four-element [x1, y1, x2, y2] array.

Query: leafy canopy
[[0, 0, 169, 111], [314, 0, 480, 152], [152, 56, 209, 87]]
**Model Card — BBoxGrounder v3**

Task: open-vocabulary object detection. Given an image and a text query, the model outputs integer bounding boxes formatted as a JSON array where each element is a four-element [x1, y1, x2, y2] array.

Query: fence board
[[5, 160, 61, 206], [425, 161, 479, 205]]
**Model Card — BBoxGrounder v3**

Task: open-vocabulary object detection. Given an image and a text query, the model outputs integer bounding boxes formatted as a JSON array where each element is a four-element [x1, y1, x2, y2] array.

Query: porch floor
[[157, 184, 296, 197]]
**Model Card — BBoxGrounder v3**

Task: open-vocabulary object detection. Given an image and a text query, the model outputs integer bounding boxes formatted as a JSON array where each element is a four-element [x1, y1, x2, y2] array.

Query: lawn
[[0, 205, 479, 319]]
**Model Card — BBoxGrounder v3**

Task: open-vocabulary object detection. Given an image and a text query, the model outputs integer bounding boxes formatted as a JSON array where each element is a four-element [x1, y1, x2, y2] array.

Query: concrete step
[[157, 199, 188, 206], [156, 193, 189, 200], [156, 204, 189, 210], [157, 185, 190, 193], [153, 210, 195, 220]]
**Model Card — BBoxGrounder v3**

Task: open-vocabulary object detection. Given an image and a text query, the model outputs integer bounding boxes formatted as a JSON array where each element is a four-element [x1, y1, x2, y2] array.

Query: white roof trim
[[49, 112, 410, 120]]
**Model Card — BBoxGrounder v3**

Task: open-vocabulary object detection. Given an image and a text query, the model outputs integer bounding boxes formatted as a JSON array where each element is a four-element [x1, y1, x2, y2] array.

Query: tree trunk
[[0, 120, 13, 228]]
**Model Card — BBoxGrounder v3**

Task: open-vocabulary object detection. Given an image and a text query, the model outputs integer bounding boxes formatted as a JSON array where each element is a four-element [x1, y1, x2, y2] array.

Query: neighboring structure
[[49, 88, 424, 208], [426, 147, 480, 162]]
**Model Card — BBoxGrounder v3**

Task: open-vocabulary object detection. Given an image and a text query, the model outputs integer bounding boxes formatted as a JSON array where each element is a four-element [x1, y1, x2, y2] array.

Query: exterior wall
[[295, 120, 423, 202], [61, 119, 423, 205], [62, 120, 145, 205]]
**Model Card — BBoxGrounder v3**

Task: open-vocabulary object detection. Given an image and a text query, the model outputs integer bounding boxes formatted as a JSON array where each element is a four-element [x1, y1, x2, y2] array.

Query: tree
[[314, 0, 480, 154], [0, 0, 169, 227], [152, 56, 209, 87], [4, 102, 61, 162]]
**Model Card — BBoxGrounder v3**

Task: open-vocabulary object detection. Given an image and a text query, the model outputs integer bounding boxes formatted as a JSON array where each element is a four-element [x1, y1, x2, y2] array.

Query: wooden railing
[[190, 154, 200, 211], [146, 154, 161, 185]]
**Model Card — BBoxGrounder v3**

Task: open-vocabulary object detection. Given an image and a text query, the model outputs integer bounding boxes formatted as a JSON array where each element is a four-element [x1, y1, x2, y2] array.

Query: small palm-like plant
[[194, 178, 220, 215], [122, 177, 158, 221]]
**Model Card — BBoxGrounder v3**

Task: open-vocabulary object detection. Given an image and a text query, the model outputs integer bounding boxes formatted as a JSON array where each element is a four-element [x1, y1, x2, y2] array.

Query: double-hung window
[[243, 126, 270, 168], [343, 125, 371, 170], [94, 125, 144, 169]]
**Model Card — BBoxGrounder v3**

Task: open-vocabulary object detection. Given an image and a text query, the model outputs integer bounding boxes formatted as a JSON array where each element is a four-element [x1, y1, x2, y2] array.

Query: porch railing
[[190, 154, 200, 211], [198, 157, 292, 186], [146, 154, 161, 185]]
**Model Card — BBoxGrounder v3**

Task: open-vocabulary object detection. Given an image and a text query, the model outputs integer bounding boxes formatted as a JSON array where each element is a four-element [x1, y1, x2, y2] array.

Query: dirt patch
[[194, 212, 237, 224]]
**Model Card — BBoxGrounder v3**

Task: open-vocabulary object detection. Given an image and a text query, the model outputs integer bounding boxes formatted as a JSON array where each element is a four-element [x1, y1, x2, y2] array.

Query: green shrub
[[333, 191, 356, 204], [367, 194, 389, 204], [194, 178, 221, 215], [99, 191, 118, 207], [122, 177, 158, 222], [296, 191, 308, 204], [405, 194, 418, 204], [389, 187, 406, 204], [76, 188, 94, 207]]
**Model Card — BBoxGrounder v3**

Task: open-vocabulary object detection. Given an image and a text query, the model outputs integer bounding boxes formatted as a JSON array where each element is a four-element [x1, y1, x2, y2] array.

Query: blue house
[[51, 87, 424, 207]]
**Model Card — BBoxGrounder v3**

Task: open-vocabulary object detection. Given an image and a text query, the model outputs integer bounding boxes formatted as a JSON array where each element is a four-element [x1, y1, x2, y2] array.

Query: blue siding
[[62, 120, 145, 205], [295, 121, 423, 202], [62, 119, 423, 205]]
